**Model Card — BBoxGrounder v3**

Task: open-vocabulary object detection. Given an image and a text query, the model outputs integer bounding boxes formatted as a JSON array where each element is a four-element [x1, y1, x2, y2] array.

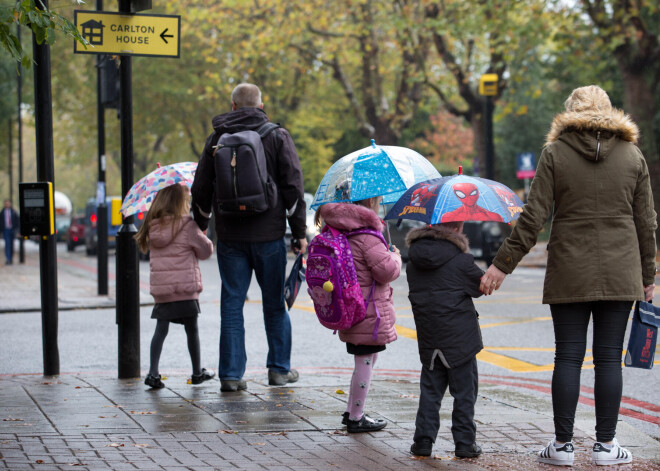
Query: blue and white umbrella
[[310, 140, 441, 210]]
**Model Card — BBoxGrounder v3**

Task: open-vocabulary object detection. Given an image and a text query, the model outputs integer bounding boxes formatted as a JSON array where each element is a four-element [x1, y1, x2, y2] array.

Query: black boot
[[411, 437, 433, 457], [455, 443, 482, 458], [346, 414, 387, 433]]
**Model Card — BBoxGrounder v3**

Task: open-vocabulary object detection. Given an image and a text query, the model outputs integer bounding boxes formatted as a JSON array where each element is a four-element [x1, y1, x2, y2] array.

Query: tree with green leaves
[[0, 0, 88, 68], [578, 0, 659, 161]]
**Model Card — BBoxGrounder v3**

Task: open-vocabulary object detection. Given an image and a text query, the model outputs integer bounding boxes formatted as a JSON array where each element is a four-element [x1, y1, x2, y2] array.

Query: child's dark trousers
[[413, 355, 478, 448]]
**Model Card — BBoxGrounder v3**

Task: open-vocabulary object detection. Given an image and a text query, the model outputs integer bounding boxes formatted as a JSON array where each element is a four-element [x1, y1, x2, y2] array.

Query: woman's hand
[[480, 264, 507, 295], [644, 284, 655, 302]]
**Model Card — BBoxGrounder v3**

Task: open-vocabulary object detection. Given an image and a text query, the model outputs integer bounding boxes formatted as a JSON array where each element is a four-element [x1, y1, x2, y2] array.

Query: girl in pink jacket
[[317, 197, 402, 433], [135, 184, 215, 389]]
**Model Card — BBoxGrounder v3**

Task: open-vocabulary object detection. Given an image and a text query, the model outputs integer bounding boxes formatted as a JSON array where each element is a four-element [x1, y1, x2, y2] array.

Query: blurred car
[[84, 198, 121, 256], [286, 192, 318, 247], [55, 215, 71, 242], [66, 216, 86, 252], [463, 221, 512, 266]]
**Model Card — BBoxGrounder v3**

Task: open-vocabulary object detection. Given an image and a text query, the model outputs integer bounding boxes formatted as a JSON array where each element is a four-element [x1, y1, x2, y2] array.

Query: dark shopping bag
[[284, 254, 306, 310], [624, 301, 660, 369]]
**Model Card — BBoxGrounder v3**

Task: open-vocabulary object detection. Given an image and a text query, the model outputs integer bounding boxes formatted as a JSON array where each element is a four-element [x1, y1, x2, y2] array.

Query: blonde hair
[[231, 83, 262, 108], [564, 85, 612, 113], [135, 184, 190, 253]]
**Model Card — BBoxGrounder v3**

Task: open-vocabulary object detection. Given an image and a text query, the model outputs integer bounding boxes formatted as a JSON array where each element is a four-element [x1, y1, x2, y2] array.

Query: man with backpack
[[191, 83, 308, 392]]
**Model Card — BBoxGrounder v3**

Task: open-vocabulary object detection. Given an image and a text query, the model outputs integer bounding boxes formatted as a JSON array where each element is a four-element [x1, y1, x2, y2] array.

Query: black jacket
[[406, 226, 484, 369], [191, 107, 306, 242]]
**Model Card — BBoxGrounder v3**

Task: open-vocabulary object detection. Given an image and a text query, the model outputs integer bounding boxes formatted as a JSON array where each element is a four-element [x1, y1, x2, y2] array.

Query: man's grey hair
[[231, 83, 262, 108]]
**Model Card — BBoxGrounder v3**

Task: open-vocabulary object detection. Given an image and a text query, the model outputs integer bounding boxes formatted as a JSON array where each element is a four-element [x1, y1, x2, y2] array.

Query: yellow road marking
[[480, 316, 551, 329]]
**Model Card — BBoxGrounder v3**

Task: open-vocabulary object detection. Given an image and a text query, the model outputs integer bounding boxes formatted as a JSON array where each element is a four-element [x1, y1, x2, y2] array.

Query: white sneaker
[[538, 439, 575, 466], [592, 439, 632, 466]]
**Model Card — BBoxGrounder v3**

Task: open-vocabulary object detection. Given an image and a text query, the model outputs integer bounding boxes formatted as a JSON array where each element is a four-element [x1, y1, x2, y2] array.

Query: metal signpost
[[516, 152, 536, 202]]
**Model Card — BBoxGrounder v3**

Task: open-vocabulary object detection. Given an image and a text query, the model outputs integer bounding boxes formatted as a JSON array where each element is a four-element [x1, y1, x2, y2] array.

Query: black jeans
[[414, 356, 478, 448], [550, 301, 632, 443]]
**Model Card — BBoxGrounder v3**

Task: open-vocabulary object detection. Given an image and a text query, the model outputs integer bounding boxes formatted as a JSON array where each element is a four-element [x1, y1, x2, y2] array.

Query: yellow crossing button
[[74, 11, 180, 58]]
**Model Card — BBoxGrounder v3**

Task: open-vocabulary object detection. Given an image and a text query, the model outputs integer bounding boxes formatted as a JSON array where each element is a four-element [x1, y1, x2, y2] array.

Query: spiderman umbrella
[[384, 167, 524, 225]]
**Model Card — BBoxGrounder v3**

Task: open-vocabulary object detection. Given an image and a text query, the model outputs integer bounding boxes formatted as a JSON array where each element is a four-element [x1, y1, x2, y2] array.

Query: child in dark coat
[[406, 221, 484, 458]]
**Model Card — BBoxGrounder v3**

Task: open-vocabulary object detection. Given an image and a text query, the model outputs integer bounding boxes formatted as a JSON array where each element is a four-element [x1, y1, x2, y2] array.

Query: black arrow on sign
[[160, 28, 174, 44]]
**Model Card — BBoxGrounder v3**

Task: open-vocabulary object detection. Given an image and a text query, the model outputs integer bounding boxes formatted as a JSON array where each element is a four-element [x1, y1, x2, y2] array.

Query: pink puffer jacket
[[148, 215, 214, 303], [317, 203, 401, 345]]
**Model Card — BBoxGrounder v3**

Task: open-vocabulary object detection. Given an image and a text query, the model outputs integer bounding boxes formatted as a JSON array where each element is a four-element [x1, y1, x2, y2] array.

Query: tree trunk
[[620, 68, 658, 162]]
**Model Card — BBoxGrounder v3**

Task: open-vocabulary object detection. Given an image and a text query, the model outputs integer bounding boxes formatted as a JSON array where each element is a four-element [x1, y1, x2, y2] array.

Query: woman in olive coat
[[481, 85, 657, 467]]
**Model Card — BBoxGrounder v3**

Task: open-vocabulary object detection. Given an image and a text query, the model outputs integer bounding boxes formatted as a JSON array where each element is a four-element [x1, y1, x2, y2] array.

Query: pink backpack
[[306, 225, 388, 338]]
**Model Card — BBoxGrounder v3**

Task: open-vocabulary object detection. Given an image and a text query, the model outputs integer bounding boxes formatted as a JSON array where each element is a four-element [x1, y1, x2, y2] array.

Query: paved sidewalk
[[2, 371, 659, 471], [1, 243, 660, 470]]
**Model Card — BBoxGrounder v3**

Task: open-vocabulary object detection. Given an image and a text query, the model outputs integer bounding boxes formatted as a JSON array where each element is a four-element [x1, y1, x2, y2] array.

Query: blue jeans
[[216, 238, 291, 380], [550, 301, 632, 443], [3, 229, 14, 263]]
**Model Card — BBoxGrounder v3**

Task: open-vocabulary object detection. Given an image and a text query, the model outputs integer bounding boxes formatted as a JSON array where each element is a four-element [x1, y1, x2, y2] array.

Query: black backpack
[[212, 122, 280, 215]]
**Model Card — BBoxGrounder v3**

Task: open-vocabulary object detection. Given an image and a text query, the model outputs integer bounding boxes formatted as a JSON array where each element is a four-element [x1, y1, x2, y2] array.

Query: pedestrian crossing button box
[[19, 182, 54, 237]]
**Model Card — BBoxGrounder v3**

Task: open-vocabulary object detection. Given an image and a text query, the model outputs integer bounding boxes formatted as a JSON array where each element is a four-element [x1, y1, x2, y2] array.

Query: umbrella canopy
[[384, 169, 524, 225], [120, 162, 197, 217], [310, 140, 440, 210]]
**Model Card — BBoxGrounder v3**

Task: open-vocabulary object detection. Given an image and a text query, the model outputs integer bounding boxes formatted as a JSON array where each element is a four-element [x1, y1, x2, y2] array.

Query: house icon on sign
[[81, 19, 105, 46]]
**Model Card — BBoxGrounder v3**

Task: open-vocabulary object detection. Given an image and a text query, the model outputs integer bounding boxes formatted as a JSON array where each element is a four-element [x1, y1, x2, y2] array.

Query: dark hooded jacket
[[191, 107, 306, 242], [493, 107, 657, 304], [406, 225, 484, 369]]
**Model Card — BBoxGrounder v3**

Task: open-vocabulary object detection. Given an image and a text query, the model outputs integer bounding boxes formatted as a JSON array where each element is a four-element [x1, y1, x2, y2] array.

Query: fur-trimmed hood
[[317, 202, 384, 232], [406, 225, 470, 252], [545, 108, 639, 163], [406, 225, 472, 271]]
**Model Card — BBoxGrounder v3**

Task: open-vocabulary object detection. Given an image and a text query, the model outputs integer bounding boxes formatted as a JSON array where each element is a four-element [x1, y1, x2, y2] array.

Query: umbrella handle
[[380, 203, 392, 250]]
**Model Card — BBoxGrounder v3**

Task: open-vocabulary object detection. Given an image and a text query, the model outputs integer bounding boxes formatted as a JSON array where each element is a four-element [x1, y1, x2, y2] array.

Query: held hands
[[644, 284, 655, 302], [480, 264, 506, 295]]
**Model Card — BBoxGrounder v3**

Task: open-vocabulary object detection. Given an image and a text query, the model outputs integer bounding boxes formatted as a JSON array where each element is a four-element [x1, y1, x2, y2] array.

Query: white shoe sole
[[538, 457, 574, 466]]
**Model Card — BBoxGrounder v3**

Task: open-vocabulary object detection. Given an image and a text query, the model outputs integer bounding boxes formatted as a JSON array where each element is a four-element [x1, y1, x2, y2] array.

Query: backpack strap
[[346, 228, 388, 247], [211, 122, 281, 157], [255, 122, 281, 138]]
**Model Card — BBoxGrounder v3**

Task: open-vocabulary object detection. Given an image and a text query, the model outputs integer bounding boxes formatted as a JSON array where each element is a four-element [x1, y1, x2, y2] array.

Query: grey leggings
[[149, 318, 201, 377]]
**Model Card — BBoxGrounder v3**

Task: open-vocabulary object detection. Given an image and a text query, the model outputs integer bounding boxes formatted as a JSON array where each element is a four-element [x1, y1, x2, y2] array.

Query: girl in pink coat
[[135, 184, 215, 389], [316, 196, 402, 433]]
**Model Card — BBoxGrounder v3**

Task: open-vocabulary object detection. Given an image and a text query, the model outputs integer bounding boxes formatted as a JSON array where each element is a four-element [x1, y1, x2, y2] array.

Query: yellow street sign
[[74, 11, 180, 58]]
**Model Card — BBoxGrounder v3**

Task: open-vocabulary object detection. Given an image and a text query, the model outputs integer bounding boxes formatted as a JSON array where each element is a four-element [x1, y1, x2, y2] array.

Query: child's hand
[[390, 244, 400, 255], [480, 265, 506, 295]]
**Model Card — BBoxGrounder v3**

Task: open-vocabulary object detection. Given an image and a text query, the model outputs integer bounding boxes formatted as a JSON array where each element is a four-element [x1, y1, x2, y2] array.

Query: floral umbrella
[[120, 162, 197, 217]]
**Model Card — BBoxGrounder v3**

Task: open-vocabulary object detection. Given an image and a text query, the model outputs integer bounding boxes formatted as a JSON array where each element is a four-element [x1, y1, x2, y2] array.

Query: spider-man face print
[[410, 183, 438, 207], [440, 182, 504, 223], [452, 183, 479, 206]]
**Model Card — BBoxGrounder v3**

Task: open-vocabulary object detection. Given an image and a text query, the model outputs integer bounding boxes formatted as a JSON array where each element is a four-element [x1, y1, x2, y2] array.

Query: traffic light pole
[[96, 51, 108, 296], [17, 23, 24, 265], [32, 0, 60, 376], [484, 95, 495, 181], [116, 0, 140, 379]]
